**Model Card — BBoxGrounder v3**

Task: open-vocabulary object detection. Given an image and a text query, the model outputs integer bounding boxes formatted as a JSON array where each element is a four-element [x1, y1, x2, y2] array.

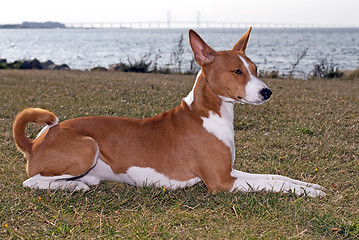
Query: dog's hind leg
[[24, 126, 100, 191], [23, 174, 91, 191]]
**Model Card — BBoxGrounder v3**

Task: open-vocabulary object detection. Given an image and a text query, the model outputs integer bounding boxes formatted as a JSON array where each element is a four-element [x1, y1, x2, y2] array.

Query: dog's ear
[[232, 27, 252, 53], [189, 29, 216, 66]]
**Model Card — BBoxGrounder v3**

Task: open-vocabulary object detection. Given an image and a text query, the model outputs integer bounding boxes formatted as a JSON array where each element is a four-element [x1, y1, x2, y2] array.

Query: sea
[[0, 28, 358, 77]]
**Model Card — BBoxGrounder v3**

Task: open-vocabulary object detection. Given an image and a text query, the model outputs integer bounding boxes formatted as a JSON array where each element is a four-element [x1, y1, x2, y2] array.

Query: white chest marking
[[201, 101, 236, 166]]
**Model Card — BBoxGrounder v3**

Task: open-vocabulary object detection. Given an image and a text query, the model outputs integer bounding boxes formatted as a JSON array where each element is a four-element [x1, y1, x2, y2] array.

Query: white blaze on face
[[239, 56, 269, 105]]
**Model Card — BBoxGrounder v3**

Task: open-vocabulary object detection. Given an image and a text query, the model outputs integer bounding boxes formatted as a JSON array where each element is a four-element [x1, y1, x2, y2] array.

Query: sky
[[0, 0, 358, 27]]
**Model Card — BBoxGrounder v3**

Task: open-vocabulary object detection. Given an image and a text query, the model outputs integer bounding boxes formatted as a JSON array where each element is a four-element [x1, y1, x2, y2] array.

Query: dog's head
[[189, 27, 272, 105]]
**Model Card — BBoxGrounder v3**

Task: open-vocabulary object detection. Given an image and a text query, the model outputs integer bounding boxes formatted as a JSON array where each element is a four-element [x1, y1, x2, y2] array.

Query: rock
[[0, 59, 7, 69], [19, 59, 42, 69], [40, 60, 55, 70], [108, 63, 125, 71], [49, 64, 70, 70], [41, 60, 71, 71], [91, 66, 108, 72], [7, 60, 23, 69]]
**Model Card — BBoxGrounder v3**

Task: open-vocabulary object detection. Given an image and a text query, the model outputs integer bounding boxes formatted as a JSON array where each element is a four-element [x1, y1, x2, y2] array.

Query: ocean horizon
[[1, 28, 358, 77]]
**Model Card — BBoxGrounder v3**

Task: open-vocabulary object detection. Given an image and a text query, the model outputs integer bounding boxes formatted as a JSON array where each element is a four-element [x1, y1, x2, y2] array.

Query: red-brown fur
[[13, 28, 255, 193]]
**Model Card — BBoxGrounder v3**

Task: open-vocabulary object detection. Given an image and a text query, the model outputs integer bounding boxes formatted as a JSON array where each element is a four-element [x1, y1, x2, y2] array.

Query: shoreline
[[1, 57, 358, 80]]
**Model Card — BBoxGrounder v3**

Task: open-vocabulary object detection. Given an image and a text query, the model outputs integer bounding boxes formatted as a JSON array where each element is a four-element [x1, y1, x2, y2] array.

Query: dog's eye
[[233, 69, 242, 75]]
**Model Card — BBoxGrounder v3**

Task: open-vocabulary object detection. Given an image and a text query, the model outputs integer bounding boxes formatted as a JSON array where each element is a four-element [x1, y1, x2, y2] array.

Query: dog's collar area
[[239, 98, 267, 105], [218, 95, 237, 103], [218, 95, 268, 106]]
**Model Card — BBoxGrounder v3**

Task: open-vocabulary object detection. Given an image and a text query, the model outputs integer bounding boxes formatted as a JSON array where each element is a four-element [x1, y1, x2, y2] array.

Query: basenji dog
[[13, 28, 325, 197]]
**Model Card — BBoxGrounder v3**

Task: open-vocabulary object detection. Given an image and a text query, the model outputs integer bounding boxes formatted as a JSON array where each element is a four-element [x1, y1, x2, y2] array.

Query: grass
[[0, 70, 358, 239], [348, 68, 359, 80]]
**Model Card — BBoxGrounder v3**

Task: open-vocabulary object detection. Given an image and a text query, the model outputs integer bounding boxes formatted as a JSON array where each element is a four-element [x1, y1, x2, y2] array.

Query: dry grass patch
[[0, 70, 358, 239]]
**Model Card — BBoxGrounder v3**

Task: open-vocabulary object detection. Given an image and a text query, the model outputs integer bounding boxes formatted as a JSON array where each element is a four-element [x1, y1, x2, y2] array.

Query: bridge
[[64, 21, 354, 29]]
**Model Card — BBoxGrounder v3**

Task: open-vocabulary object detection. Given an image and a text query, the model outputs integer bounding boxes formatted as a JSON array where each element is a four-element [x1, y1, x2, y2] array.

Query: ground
[[0, 70, 358, 239]]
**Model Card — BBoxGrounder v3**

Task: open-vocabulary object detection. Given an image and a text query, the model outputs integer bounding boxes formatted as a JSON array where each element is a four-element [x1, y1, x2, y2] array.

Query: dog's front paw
[[292, 184, 326, 197]]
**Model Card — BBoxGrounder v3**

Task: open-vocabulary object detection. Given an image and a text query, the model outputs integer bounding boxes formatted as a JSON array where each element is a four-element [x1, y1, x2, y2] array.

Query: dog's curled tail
[[13, 108, 58, 155]]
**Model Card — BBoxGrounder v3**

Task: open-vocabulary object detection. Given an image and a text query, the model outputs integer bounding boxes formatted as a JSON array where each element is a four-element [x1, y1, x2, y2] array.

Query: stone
[[108, 63, 125, 71], [40, 60, 55, 70], [19, 59, 42, 69], [49, 64, 70, 70], [91, 66, 108, 71]]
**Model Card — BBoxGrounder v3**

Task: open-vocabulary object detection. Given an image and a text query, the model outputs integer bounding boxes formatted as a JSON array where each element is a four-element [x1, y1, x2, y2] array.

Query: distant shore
[[0, 21, 66, 29]]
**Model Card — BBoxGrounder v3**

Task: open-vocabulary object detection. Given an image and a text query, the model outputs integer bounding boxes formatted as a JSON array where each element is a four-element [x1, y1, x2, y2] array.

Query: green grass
[[0, 70, 358, 239]]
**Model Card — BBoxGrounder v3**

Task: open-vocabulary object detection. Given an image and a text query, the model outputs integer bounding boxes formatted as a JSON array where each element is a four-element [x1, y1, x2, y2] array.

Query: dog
[[13, 28, 325, 197]]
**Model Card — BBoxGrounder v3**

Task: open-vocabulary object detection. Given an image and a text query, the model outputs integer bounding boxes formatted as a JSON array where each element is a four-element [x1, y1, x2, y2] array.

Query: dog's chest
[[201, 101, 235, 166]]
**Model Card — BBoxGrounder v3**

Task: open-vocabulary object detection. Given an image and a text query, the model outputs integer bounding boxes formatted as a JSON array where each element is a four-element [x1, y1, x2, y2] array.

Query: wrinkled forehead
[[237, 52, 255, 67], [215, 51, 255, 69]]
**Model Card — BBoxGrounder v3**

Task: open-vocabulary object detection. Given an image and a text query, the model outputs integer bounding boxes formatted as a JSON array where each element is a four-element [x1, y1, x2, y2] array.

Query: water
[[1, 28, 358, 77]]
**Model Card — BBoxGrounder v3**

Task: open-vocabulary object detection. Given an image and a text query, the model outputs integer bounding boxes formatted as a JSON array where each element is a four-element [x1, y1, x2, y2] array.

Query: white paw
[[231, 170, 326, 197], [285, 183, 326, 197], [57, 181, 90, 191], [23, 174, 90, 191]]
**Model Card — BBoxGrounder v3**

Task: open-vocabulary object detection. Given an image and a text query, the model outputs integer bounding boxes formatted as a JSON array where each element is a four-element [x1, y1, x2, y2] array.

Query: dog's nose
[[260, 88, 272, 100]]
